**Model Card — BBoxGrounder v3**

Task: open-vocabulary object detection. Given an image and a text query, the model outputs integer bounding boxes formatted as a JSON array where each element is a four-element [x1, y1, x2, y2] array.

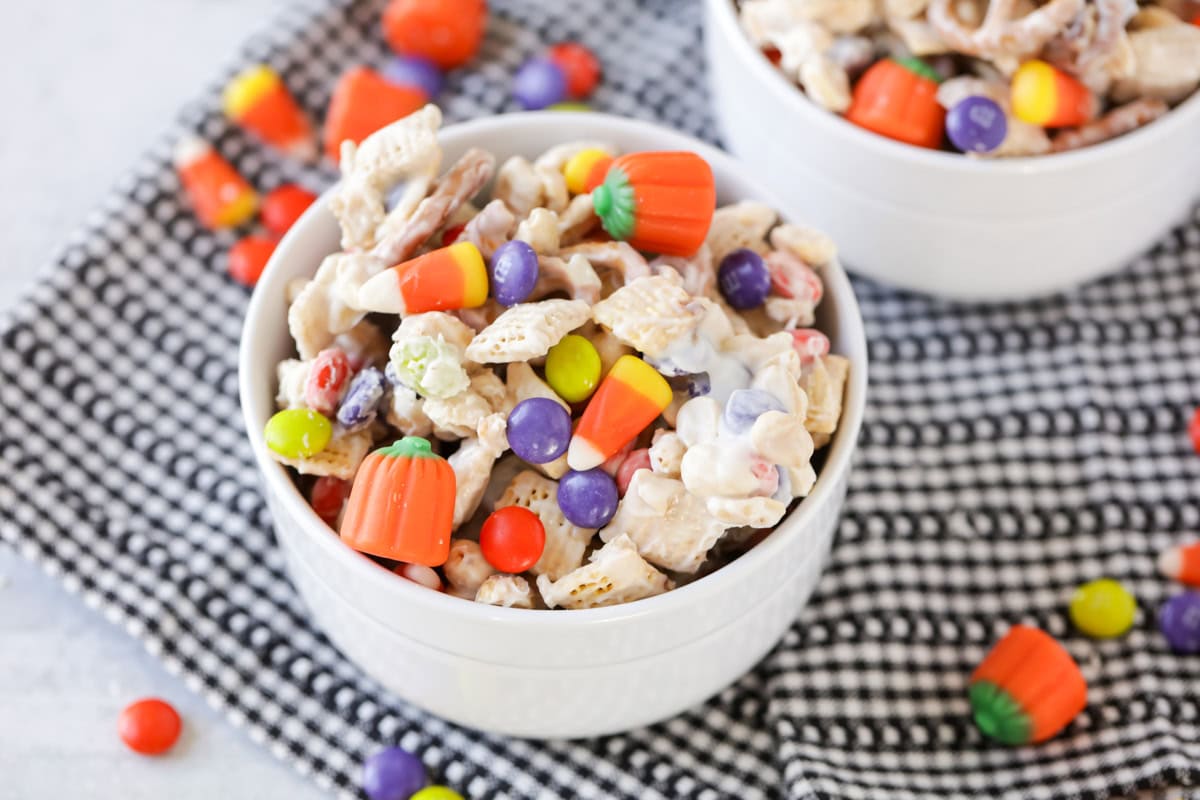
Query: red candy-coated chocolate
[[480, 506, 546, 573], [441, 222, 467, 247], [790, 329, 831, 364], [547, 43, 601, 99], [1190, 407, 1200, 454], [304, 348, 352, 415], [382, 0, 487, 69], [310, 476, 351, 526], [261, 184, 317, 236], [615, 448, 651, 496], [227, 236, 277, 287], [118, 698, 182, 755]]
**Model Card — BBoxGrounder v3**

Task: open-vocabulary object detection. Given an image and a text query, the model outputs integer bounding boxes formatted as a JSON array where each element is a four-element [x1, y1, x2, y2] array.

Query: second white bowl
[[705, 0, 1200, 301], [239, 112, 868, 738]]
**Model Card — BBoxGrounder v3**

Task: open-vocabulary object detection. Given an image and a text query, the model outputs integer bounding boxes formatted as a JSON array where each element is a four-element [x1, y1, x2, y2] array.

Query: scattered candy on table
[[1189, 406, 1200, 454], [411, 788, 464, 800], [261, 184, 317, 236], [513, 42, 601, 110], [546, 42, 601, 99], [507, 397, 573, 464], [227, 235, 277, 287], [969, 625, 1087, 745], [718, 248, 772, 310], [1159, 540, 1200, 587], [267, 111, 851, 609], [382, 0, 487, 70], [845, 57, 945, 150], [488, 239, 539, 306], [265, 408, 333, 459], [359, 241, 489, 314], [562, 147, 613, 194], [324, 66, 427, 161], [480, 505, 547, 573], [362, 746, 427, 800], [1068, 578, 1137, 639], [592, 151, 716, 256], [545, 334, 602, 403], [557, 468, 620, 528], [568, 355, 673, 471], [946, 95, 1007, 154], [222, 64, 315, 159], [381, 55, 445, 100], [118, 698, 182, 756], [173, 136, 258, 229], [1159, 592, 1200, 653], [340, 437, 456, 566]]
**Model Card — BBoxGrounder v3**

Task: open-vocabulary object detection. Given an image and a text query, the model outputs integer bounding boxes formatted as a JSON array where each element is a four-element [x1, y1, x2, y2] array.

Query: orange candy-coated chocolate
[[591, 151, 716, 257], [382, 0, 487, 69], [118, 698, 182, 755], [969, 625, 1087, 745], [846, 57, 945, 149], [323, 67, 426, 162], [340, 437, 455, 566], [261, 184, 317, 236], [227, 235, 277, 287]]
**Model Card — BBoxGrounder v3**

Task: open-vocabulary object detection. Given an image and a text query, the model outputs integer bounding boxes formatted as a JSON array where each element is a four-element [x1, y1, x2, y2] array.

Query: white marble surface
[[0, 1, 326, 797]]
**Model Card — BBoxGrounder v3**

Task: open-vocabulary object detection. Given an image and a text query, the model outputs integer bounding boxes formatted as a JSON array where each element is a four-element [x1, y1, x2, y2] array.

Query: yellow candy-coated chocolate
[[265, 408, 332, 459], [1069, 578, 1136, 639], [545, 334, 602, 403], [411, 788, 464, 800]]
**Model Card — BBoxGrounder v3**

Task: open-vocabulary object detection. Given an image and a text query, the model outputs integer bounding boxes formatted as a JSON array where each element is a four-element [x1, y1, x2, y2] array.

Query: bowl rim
[[705, 0, 1200, 173], [239, 110, 868, 629]]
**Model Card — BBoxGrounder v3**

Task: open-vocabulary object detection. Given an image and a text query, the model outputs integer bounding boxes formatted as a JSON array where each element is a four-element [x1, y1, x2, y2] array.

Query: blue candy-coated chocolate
[[557, 468, 619, 528], [489, 240, 540, 306], [1160, 592, 1200, 653], [513, 58, 568, 110], [507, 397, 572, 464], [337, 367, 386, 431], [362, 747, 426, 800], [381, 55, 444, 99], [723, 388, 786, 435], [718, 249, 771, 309], [946, 95, 1007, 154]]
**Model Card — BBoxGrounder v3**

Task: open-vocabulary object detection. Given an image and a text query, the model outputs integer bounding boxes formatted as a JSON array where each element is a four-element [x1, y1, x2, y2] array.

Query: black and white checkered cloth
[[3, 0, 1200, 797]]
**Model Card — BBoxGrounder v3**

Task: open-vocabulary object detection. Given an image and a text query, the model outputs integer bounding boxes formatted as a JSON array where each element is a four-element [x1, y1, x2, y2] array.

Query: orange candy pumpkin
[[845, 57, 945, 149], [591, 151, 716, 257], [339, 437, 456, 566]]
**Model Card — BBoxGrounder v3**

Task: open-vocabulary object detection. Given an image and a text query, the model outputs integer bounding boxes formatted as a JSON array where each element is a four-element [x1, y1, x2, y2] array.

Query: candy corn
[[563, 148, 613, 194], [1159, 541, 1200, 587], [173, 136, 258, 229], [357, 242, 488, 315], [969, 625, 1087, 745], [567, 355, 672, 471], [324, 67, 427, 162], [222, 64, 315, 159], [592, 151, 716, 257], [1011, 60, 1096, 128]]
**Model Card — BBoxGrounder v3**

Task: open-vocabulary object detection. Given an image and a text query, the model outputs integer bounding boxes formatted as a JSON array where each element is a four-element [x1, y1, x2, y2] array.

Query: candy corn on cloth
[[3, 1, 1200, 798]]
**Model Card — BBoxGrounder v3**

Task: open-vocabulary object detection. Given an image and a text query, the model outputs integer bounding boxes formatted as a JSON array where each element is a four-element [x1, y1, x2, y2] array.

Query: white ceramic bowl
[[705, 0, 1200, 301], [239, 112, 867, 738]]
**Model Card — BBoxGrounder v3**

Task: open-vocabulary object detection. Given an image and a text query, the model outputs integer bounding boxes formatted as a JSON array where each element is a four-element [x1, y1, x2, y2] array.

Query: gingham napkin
[[3, 0, 1200, 797]]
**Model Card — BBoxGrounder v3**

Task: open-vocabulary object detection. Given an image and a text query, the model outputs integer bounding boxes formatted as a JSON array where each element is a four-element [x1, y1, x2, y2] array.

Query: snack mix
[[736, 0, 1200, 156], [264, 105, 850, 610]]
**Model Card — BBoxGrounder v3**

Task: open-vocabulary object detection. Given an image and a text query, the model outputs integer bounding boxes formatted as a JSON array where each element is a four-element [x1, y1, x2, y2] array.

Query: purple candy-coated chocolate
[[513, 58, 568, 110], [507, 397, 572, 464], [381, 55, 444, 99], [489, 240, 540, 306], [558, 468, 619, 528], [362, 747, 426, 800], [718, 249, 771, 309], [1159, 592, 1200, 653], [337, 367, 386, 430], [946, 96, 1007, 154], [723, 388, 786, 434], [670, 372, 711, 398]]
